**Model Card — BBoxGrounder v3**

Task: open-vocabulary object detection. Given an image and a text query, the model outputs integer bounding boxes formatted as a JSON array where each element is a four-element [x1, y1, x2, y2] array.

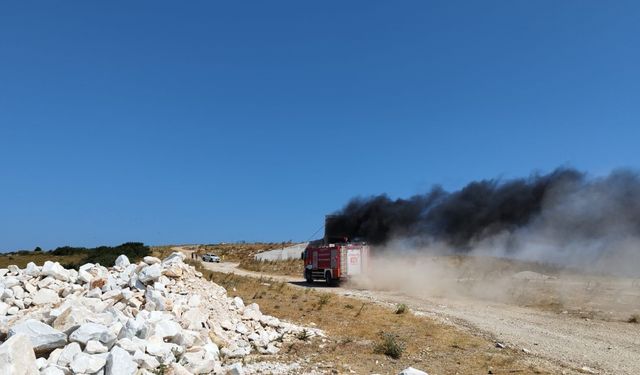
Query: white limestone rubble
[[0, 334, 39, 375], [0, 251, 322, 374], [8, 319, 67, 353]]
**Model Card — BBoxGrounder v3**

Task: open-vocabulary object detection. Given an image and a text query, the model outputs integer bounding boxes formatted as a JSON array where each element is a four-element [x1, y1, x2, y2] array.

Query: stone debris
[[0, 252, 322, 374], [0, 333, 39, 374], [580, 366, 597, 374], [8, 319, 67, 353], [398, 367, 429, 375], [242, 361, 302, 374]]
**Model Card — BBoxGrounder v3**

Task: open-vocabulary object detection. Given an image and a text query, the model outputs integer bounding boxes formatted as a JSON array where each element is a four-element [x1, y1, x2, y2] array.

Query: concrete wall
[[254, 243, 308, 261]]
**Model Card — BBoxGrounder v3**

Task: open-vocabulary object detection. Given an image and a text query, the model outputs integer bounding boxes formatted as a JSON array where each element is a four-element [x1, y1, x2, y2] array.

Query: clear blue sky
[[1, 1, 639, 250]]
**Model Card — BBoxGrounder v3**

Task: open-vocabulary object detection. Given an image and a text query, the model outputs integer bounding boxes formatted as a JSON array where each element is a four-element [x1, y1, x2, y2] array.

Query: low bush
[[50, 246, 88, 256], [60, 242, 150, 269], [374, 332, 405, 359], [395, 303, 408, 314], [318, 294, 332, 308], [296, 329, 311, 341]]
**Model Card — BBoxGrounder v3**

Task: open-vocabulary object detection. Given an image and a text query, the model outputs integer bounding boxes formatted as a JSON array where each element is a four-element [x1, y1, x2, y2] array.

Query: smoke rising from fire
[[328, 168, 640, 273]]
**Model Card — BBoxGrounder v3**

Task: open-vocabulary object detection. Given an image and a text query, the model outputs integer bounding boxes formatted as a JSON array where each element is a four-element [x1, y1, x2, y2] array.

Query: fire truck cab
[[302, 241, 369, 285]]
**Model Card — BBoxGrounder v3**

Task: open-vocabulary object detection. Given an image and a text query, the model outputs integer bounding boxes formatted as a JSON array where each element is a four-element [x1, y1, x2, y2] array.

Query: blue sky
[[1, 1, 639, 250]]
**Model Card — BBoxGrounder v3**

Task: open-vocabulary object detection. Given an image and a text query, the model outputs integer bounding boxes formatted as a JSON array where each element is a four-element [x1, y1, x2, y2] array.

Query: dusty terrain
[[190, 260, 551, 374], [186, 247, 640, 375]]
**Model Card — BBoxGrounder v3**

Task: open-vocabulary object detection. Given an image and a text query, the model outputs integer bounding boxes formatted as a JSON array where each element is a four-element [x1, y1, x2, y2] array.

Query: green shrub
[[50, 246, 88, 256], [395, 303, 408, 314], [60, 242, 150, 269], [296, 329, 311, 341], [374, 332, 405, 359]]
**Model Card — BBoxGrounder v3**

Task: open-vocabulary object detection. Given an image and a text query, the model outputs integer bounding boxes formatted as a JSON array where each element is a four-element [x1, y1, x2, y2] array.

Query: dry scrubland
[[0, 252, 86, 269], [170, 243, 303, 277], [0, 244, 285, 271], [193, 243, 640, 374], [217, 246, 640, 324], [4, 243, 638, 374], [238, 259, 302, 278], [195, 243, 293, 263], [1, 243, 150, 270], [176, 241, 640, 328], [188, 259, 551, 374]]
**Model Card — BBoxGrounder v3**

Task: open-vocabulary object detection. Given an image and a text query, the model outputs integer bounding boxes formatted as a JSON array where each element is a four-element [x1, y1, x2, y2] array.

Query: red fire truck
[[302, 241, 370, 285]]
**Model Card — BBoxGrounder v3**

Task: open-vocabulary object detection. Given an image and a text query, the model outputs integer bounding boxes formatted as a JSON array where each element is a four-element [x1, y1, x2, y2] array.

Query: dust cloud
[[349, 243, 640, 320]]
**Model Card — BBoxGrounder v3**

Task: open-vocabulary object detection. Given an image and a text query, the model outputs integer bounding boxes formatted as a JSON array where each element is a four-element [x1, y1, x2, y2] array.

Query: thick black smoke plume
[[327, 168, 640, 254]]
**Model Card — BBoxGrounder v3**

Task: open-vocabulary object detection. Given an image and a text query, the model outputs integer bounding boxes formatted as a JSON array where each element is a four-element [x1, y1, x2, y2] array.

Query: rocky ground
[[0, 252, 324, 374]]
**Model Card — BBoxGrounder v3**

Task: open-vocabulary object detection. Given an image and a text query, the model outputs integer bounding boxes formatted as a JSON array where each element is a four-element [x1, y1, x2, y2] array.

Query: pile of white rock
[[0, 252, 322, 374]]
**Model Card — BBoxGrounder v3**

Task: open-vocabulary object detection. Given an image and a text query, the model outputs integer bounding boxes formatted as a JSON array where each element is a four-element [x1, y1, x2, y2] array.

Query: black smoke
[[327, 168, 640, 253]]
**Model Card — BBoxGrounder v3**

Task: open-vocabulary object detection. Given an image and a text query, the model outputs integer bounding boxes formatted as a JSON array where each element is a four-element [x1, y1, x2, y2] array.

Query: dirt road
[[181, 248, 640, 375]]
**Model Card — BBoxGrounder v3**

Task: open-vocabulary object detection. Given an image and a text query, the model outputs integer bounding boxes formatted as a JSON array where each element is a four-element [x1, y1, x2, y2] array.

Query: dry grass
[[0, 244, 170, 271], [0, 245, 194, 270], [150, 246, 178, 259], [238, 258, 303, 277], [0, 252, 86, 269], [188, 259, 553, 375], [188, 242, 303, 277], [195, 242, 291, 263], [0, 244, 292, 271], [629, 313, 640, 324]]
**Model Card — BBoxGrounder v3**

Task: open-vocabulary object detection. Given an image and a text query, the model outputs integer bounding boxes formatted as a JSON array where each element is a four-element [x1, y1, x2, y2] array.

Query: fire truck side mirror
[[301, 251, 305, 260]]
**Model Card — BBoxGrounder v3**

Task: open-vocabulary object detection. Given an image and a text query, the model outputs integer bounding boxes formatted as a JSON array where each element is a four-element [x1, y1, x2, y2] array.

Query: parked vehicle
[[302, 241, 369, 285], [202, 253, 221, 263]]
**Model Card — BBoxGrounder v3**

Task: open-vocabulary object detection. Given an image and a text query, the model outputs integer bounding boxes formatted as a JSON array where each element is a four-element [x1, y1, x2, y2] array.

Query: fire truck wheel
[[305, 270, 313, 284], [325, 272, 334, 286]]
